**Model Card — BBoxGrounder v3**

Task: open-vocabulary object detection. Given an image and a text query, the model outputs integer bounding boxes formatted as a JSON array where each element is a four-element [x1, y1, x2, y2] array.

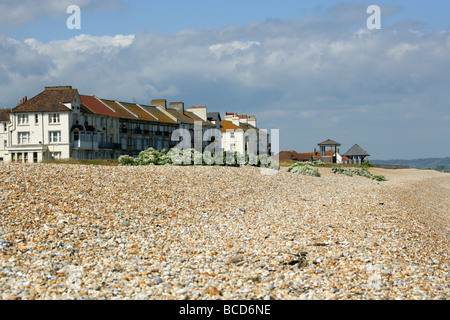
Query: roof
[[138, 105, 177, 124], [185, 111, 215, 127], [98, 99, 137, 119], [318, 139, 341, 146], [166, 108, 196, 125], [278, 150, 350, 162], [342, 144, 370, 157], [12, 87, 77, 113], [117, 101, 161, 122], [207, 112, 222, 122], [80, 95, 119, 117], [220, 120, 243, 132], [0, 109, 11, 121]]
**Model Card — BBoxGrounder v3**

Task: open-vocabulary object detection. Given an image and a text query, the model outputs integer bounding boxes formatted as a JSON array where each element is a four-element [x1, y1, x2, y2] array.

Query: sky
[[0, 0, 449, 160]]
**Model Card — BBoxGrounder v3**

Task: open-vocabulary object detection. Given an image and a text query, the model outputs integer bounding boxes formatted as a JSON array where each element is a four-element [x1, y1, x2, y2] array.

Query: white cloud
[[0, 0, 126, 29], [0, 14, 449, 158]]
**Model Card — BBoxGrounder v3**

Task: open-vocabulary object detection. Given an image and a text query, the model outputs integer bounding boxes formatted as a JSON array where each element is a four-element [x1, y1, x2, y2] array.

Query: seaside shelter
[[318, 139, 341, 163], [343, 144, 370, 165]]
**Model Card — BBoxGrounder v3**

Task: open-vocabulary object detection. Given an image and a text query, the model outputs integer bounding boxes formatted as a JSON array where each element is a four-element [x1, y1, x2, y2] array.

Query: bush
[[313, 161, 326, 167], [331, 167, 354, 176], [287, 163, 321, 177], [119, 147, 279, 170], [353, 168, 373, 178], [118, 155, 137, 166], [331, 166, 387, 182], [371, 175, 388, 181]]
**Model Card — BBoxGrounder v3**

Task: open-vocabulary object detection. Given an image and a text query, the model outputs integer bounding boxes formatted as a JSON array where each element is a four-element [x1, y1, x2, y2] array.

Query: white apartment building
[[0, 85, 268, 163], [0, 109, 10, 162], [7, 86, 79, 163], [220, 112, 269, 155]]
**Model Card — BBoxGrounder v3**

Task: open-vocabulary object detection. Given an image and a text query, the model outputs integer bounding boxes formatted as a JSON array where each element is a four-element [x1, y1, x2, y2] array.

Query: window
[[3, 123, 7, 132], [18, 114, 29, 125], [74, 131, 79, 141], [18, 132, 30, 144], [35, 114, 39, 125], [49, 113, 60, 124], [230, 131, 235, 139], [49, 131, 61, 143], [50, 152, 61, 160], [230, 143, 236, 151]]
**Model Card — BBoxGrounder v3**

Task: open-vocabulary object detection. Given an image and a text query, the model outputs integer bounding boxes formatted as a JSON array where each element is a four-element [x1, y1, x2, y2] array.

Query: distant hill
[[371, 157, 450, 170]]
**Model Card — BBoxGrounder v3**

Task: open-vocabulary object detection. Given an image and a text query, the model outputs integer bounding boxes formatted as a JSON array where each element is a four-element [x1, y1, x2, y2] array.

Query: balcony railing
[[99, 142, 121, 150]]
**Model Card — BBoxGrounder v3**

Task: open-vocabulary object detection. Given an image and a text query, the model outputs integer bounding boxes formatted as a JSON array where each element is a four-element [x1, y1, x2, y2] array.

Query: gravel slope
[[0, 163, 448, 300]]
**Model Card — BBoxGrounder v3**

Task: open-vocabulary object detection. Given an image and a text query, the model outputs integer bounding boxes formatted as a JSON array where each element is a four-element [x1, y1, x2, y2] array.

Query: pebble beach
[[0, 163, 449, 300]]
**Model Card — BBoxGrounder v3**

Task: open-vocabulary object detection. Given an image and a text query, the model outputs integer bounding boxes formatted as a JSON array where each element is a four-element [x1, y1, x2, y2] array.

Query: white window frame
[[49, 113, 60, 124], [18, 114, 29, 125], [18, 132, 30, 144], [50, 152, 61, 160], [35, 114, 39, 125], [49, 131, 62, 143]]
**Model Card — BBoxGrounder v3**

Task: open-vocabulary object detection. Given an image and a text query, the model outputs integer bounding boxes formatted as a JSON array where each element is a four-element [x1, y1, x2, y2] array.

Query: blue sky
[[1, 0, 449, 160]]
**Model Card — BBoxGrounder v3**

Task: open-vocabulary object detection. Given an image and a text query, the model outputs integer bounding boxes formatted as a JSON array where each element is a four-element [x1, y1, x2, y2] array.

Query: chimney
[[169, 102, 184, 113], [186, 106, 207, 122], [151, 99, 167, 110], [225, 112, 234, 120], [314, 148, 317, 154], [247, 115, 257, 127], [239, 115, 248, 125], [231, 113, 240, 126]]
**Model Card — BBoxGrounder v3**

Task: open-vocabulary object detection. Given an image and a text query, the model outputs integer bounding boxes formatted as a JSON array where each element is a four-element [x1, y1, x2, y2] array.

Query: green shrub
[[118, 155, 137, 166], [331, 167, 353, 176], [287, 163, 321, 177], [119, 147, 279, 170], [331, 166, 387, 182], [352, 168, 373, 178], [371, 175, 388, 181]]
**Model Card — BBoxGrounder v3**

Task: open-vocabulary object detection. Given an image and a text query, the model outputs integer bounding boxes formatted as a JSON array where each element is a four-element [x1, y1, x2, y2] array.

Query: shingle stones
[[0, 163, 448, 300]]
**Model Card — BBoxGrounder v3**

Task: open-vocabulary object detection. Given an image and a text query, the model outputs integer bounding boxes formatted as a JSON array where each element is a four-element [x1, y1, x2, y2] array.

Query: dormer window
[[49, 113, 60, 124]]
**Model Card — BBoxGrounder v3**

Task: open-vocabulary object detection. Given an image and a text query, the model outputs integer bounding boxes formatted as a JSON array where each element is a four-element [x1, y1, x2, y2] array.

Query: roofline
[[115, 101, 138, 119], [136, 104, 159, 121], [93, 96, 118, 114]]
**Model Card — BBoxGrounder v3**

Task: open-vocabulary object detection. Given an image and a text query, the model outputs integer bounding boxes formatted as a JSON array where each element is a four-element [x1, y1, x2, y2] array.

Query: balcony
[[73, 140, 99, 150], [99, 142, 121, 150]]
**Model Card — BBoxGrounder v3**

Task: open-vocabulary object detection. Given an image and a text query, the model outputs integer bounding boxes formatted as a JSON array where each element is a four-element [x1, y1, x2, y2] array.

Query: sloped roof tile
[[342, 144, 370, 157], [318, 139, 341, 146], [80, 95, 119, 117], [12, 88, 76, 113]]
